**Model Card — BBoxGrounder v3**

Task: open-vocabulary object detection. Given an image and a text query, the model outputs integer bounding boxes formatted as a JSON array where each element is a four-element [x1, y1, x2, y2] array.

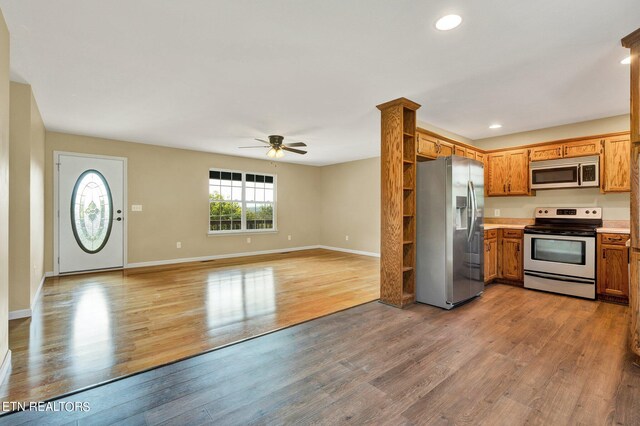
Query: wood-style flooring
[[1, 249, 380, 404], [2, 284, 638, 425]]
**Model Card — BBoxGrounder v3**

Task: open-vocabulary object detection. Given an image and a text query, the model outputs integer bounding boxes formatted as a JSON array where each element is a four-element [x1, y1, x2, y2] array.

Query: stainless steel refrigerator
[[416, 156, 484, 309]]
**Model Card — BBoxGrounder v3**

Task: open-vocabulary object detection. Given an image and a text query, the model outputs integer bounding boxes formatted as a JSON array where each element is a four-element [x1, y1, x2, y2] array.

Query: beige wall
[[320, 157, 380, 254], [418, 120, 475, 145], [475, 115, 631, 220], [30, 90, 45, 303], [474, 115, 629, 151], [45, 132, 322, 270], [8, 82, 45, 312], [0, 8, 10, 369]]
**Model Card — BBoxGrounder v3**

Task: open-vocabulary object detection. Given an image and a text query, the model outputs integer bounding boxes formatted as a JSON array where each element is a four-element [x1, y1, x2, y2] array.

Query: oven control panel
[[534, 207, 602, 219]]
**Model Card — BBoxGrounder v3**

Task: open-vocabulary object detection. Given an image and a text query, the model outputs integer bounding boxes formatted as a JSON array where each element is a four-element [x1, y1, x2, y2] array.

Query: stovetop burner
[[524, 207, 602, 236]]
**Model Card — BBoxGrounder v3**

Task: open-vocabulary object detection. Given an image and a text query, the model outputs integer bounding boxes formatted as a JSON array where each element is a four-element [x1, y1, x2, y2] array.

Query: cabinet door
[[476, 152, 484, 162], [487, 153, 509, 196], [529, 144, 563, 161], [603, 135, 630, 192], [563, 138, 601, 158], [454, 145, 465, 156], [416, 133, 439, 159], [502, 238, 522, 281], [598, 244, 629, 298], [506, 150, 529, 195], [484, 238, 497, 282], [438, 140, 454, 157], [465, 149, 477, 160]]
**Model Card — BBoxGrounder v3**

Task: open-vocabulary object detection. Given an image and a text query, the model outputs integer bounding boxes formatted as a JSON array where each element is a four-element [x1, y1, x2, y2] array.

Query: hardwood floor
[[2, 284, 638, 425], [0, 249, 380, 404]]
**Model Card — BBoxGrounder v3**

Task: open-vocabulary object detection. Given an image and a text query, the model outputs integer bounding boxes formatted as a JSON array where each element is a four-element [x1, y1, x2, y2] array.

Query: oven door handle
[[524, 271, 593, 285]]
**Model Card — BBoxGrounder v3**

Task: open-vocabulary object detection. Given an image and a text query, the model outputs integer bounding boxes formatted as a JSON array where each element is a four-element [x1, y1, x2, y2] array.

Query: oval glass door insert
[[71, 170, 113, 254]]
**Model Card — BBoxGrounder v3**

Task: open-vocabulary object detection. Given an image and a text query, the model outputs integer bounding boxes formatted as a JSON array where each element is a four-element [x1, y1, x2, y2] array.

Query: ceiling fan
[[239, 135, 307, 158]]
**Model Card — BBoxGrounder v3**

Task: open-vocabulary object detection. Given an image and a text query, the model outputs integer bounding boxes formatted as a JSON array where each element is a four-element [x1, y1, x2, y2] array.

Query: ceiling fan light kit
[[240, 135, 308, 159]]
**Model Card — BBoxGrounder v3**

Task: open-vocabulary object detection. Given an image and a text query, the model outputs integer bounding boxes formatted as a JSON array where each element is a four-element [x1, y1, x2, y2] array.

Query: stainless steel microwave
[[530, 156, 599, 190]]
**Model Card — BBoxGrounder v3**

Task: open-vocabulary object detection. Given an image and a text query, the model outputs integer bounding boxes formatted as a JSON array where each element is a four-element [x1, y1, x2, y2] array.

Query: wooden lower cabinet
[[499, 229, 524, 282], [597, 233, 630, 303], [484, 230, 498, 283]]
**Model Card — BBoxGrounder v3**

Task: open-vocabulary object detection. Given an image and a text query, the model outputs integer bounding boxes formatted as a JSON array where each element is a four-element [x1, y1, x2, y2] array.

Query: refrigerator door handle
[[467, 181, 476, 243]]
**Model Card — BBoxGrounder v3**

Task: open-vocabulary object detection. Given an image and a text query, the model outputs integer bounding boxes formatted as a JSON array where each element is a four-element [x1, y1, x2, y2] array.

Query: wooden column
[[377, 97, 420, 308], [622, 28, 640, 359]]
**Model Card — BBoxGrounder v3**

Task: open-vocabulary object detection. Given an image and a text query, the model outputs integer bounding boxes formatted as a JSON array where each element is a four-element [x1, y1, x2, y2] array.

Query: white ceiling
[[0, 0, 638, 166]]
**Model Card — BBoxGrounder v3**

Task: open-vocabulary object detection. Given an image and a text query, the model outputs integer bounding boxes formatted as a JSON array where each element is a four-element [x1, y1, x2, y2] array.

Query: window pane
[[210, 200, 242, 232], [265, 188, 273, 202]]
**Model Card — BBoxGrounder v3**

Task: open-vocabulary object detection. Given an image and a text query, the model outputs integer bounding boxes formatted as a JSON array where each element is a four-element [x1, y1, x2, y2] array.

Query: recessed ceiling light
[[435, 14, 462, 31], [621, 56, 631, 65], [489, 124, 502, 129]]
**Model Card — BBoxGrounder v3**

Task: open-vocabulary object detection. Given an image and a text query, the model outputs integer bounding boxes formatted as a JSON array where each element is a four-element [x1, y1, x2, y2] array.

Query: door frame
[[53, 151, 128, 276]]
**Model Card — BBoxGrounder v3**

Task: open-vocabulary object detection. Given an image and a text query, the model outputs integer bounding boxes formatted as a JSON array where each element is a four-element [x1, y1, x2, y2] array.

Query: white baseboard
[[126, 245, 323, 269], [9, 309, 32, 320], [0, 350, 11, 386], [317, 245, 380, 258], [44, 271, 54, 278], [47, 245, 379, 275]]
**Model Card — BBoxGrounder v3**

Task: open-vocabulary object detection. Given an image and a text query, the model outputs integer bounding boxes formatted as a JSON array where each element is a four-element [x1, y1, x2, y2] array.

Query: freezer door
[[450, 156, 472, 304], [468, 159, 485, 298]]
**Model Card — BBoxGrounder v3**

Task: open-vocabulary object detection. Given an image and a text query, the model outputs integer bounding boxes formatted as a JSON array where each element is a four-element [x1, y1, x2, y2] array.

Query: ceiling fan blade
[[255, 138, 271, 145], [282, 146, 307, 155], [285, 142, 307, 147], [239, 146, 268, 149]]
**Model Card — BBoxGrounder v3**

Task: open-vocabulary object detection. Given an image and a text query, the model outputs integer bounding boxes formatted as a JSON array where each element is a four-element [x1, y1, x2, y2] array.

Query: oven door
[[524, 233, 595, 279], [530, 164, 579, 189]]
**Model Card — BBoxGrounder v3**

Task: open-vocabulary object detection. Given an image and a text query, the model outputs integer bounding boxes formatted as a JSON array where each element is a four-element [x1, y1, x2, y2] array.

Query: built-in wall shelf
[[378, 97, 420, 309]]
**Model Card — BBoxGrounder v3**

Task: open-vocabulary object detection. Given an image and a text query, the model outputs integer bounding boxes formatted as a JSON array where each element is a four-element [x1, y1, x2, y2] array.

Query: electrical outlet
[[176, 242, 182, 249], [287, 235, 292, 241], [345, 235, 349, 241], [131, 204, 143, 212], [247, 237, 251, 243], [494, 209, 501, 217]]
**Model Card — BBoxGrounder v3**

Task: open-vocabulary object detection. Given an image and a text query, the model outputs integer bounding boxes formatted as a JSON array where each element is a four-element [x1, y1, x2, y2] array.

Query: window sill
[[207, 230, 279, 237]]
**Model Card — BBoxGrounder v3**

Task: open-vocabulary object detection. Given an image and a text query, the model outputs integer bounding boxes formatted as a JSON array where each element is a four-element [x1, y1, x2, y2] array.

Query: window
[[209, 169, 276, 233]]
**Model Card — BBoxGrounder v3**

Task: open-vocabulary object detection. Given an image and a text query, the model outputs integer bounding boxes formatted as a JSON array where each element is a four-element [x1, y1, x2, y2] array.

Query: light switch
[[131, 205, 143, 212]]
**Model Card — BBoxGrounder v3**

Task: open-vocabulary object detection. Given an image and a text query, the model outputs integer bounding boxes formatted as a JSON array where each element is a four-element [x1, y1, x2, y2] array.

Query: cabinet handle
[[602, 250, 606, 259], [516, 243, 520, 252], [557, 147, 561, 155], [563, 146, 567, 156], [508, 183, 511, 192], [503, 184, 506, 193]]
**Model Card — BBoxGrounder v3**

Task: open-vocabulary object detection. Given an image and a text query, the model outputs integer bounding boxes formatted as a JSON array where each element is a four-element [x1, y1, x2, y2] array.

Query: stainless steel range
[[524, 207, 602, 299]]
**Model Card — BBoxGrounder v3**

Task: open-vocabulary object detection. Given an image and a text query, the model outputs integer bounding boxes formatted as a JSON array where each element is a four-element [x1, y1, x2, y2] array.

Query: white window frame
[[208, 168, 277, 235]]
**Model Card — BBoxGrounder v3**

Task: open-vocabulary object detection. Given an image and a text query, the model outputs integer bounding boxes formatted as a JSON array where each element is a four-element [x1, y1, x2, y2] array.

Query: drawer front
[[601, 233, 629, 245], [502, 229, 523, 239], [484, 229, 498, 239]]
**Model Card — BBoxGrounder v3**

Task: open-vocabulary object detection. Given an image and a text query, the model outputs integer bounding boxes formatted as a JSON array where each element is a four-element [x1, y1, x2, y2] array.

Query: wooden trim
[[417, 126, 629, 155], [377, 97, 421, 111], [622, 28, 640, 48]]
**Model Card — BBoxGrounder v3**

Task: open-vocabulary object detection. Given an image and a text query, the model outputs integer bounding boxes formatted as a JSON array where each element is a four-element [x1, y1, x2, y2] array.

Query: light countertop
[[482, 224, 526, 230], [596, 227, 630, 234]]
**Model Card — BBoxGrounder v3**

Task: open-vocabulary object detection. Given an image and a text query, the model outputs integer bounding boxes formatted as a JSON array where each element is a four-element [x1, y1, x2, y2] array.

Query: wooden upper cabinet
[[529, 144, 563, 161], [487, 152, 509, 195], [507, 150, 529, 195], [438, 140, 454, 157], [487, 150, 529, 196], [603, 135, 631, 192], [475, 152, 484, 162], [416, 133, 439, 159], [454, 146, 466, 157], [417, 132, 454, 159], [465, 148, 477, 160], [563, 138, 601, 158]]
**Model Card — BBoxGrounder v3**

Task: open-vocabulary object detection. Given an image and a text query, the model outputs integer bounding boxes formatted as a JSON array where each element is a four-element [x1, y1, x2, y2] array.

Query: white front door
[[57, 153, 126, 274]]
